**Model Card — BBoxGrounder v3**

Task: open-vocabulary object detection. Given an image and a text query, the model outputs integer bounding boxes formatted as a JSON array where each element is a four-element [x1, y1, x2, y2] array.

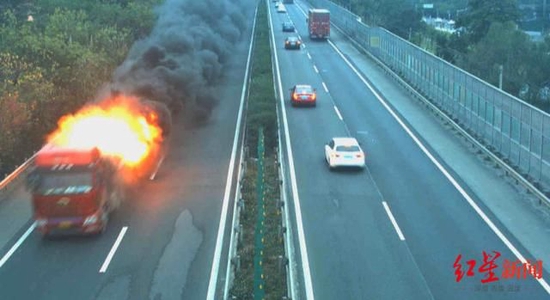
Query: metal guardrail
[[0, 154, 36, 203], [223, 143, 247, 300], [306, 0, 550, 205], [225, 46, 292, 300], [225, 3, 291, 298], [272, 2, 297, 299], [277, 120, 295, 300]]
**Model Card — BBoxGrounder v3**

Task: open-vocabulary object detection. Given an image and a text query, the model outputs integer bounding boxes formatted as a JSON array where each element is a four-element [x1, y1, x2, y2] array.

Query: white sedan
[[277, 4, 287, 13], [325, 137, 365, 169]]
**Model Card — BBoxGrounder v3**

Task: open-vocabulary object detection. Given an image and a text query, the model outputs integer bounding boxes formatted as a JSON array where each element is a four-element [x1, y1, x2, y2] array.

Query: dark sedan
[[282, 21, 295, 32], [284, 36, 301, 50]]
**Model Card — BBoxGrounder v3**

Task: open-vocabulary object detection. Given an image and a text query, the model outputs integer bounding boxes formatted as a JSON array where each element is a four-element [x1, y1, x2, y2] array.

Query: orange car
[[290, 84, 316, 107]]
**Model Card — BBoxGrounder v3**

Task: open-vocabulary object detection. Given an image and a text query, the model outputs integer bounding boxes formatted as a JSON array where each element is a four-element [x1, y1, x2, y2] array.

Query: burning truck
[[26, 94, 171, 236]]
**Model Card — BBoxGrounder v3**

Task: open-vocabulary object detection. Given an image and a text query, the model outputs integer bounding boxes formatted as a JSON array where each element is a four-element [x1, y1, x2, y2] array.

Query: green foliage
[[0, 0, 159, 176], [0, 53, 55, 173], [334, 0, 423, 39], [426, 29, 458, 62], [457, 21, 530, 95], [528, 39, 550, 88], [245, 2, 278, 155], [261, 155, 286, 299], [456, 0, 521, 44], [114, 2, 159, 39], [232, 2, 286, 298], [232, 157, 258, 300], [429, 0, 469, 15], [333, 0, 549, 108], [369, 0, 421, 38], [418, 1, 550, 107]]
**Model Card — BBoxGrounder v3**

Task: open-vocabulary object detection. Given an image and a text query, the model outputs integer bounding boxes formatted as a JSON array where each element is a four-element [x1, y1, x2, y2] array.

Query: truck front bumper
[[36, 215, 104, 236]]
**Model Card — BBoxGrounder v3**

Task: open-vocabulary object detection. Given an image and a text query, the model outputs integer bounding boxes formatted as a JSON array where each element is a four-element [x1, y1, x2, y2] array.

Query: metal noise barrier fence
[[308, 0, 550, 193]]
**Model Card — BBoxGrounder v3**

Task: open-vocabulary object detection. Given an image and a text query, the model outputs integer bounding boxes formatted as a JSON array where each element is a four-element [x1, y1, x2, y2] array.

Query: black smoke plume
[[111, 0, 248, 121]]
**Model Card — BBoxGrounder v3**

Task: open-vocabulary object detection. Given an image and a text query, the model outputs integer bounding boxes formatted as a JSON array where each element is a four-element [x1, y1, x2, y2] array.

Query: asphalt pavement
[[272, 1, 550, 299], [0, 6, 254, 300]]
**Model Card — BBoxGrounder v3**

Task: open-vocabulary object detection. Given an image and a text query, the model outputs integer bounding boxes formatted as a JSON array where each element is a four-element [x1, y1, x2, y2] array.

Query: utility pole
[[498, 65, 503, 90]]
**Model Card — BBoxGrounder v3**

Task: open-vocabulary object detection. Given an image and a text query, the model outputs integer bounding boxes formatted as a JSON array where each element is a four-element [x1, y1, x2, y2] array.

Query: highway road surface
[[0, 6, 254, 300], [271, 1, 550, 299]]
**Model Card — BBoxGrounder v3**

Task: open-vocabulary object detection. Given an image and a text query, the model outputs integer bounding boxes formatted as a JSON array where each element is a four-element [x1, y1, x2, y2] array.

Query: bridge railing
[[308, 0, 550, 192]]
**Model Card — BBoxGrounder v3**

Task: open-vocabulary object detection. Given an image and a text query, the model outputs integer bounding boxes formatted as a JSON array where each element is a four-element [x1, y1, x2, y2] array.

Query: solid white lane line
[[149, 155, 165, 180], [99, 226, 128, 273], [334, 106, 343, 121], [0, 222, 36, 268], [327, 39, 550, 294], [277, 120, 298, 299], [382, 202, 405, 241], [307, 52, 312, 60], [206, 5, 256, 299], [269, 3, 315, 299], [222, 125, 246, 299], [313, 65, 319, 73], [322, 82, 329, 93]]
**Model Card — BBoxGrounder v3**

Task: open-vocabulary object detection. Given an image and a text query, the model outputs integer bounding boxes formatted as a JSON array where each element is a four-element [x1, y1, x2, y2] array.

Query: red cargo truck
[[25, 96, 172, 237], [308, 8, 330, 39], [26, 146, 123, 236]]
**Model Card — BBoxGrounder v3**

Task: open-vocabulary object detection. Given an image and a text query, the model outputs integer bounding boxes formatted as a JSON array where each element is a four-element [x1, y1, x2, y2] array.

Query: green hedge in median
[[231, 0, 287, 299], [246, 1, 277, 155]]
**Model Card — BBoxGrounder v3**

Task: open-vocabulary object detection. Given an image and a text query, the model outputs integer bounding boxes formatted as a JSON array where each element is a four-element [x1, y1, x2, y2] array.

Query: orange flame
[[48, 95, 163, 168]]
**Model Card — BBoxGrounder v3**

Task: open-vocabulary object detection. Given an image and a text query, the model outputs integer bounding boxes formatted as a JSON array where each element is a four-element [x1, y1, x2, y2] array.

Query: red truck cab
[[27, 146, 116, 236], [308, 8, 330, 39]]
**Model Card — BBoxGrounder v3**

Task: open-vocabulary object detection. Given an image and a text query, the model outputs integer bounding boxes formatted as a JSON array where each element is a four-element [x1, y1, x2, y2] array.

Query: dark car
[[284, 36, 301, 50], [282, 21, 295, 32], [290, 84, 317, 106]]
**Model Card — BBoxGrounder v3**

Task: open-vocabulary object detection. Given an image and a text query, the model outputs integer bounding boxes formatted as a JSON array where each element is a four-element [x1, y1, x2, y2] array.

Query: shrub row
[[230, 0, 287, 299]]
